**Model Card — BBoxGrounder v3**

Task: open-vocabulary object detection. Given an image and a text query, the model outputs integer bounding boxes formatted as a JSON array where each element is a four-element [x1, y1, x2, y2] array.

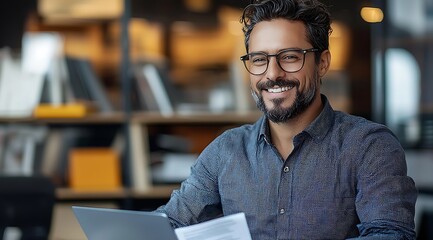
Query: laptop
[[72, 206, 179, 240]]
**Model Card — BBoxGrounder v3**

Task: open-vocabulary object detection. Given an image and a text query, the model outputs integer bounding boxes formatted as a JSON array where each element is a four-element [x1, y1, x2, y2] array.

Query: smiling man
[[155, 0, 418, 239]]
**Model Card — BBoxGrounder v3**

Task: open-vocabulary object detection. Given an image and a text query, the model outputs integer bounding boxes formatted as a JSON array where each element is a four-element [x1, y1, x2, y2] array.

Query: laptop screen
[[72, 206, 178, 240]]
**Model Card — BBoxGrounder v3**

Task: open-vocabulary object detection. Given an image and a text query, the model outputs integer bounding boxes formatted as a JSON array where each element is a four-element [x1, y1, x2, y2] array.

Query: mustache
[[256, 78, 300, 91]]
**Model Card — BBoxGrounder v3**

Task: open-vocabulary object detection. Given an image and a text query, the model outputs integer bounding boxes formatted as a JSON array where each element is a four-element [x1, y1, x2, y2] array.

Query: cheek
[[297, 71, 317, 92], [301, 62, 320, 87], [249, 76, 262, 91], [299, 79, 311, 93]]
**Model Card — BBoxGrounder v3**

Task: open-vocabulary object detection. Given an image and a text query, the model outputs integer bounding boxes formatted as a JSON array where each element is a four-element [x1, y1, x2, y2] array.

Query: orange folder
[[68, 148, 121, 191]]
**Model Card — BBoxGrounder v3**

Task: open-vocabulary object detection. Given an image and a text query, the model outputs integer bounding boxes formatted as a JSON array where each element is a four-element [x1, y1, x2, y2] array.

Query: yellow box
[[33, 103, 90, 118], [68, 148, 121, 190]]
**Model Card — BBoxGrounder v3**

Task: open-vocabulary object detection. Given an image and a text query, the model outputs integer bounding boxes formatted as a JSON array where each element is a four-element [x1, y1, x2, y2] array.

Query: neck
[[268, 94, 323, 159]]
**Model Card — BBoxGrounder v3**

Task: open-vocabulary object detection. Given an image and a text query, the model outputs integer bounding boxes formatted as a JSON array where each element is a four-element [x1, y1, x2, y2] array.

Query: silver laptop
[[72, 206, 179, 240]]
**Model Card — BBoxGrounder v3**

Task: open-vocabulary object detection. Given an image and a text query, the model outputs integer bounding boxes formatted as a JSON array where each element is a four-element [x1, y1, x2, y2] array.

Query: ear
[[318, 50, 331, 77]]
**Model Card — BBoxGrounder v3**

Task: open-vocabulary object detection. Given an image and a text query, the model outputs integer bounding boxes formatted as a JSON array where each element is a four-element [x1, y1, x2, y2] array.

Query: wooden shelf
[[56, 187, 129, 200], [0, 112, 126, 124], [56, 185, 180, 200], [130, 185, 180, 199], [0, 111, 263, 124], [131, 111, 262, 124]]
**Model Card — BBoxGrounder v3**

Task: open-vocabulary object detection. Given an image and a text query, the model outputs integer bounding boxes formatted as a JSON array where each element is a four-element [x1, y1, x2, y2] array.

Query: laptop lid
[[72, 206, 178, 240]]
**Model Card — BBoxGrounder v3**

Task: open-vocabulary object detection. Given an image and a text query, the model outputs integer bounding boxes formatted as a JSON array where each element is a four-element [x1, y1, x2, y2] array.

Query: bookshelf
[[0, 111, 261, 202], [0, 2, 263, 240], [0, 0, 262, 211]]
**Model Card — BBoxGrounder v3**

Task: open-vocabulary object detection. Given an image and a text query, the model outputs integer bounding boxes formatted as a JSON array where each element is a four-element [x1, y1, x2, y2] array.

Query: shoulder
[[331, 111, 404, 158], [332, 111, 407, 172], [333, 111, 396, 140]]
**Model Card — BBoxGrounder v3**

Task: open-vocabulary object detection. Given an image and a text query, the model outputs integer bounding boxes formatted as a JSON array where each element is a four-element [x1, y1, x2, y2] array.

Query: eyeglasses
[[240, 48, 319, 75]]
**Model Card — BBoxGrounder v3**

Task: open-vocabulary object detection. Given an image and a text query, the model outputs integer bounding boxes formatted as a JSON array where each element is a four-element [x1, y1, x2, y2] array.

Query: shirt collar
[[258, 115, 269, 143], [303, 94, 335, 143], [257, 94, 335, 144]]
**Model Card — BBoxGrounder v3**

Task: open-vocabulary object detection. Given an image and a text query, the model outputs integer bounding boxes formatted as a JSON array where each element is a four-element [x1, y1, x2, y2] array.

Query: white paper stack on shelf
[[151, 153, 197, 183]]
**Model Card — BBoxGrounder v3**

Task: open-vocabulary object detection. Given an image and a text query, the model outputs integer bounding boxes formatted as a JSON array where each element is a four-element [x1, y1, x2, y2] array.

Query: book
[[76, 58, 113, 112], [129, 122, 151, 191], [132, 64, 160, 112], [64, 57, 113, 112], [65, 57, 90, 101], [22, 32, 65, 106], [40, 129, 63, 177], [0, 54, 45, 117], [141, 64, 174, 115], [132, 60, 212, 115]]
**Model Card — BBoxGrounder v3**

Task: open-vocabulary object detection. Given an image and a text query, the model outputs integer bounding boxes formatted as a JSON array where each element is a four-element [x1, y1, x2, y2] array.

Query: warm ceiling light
[[184, 0, 211, 13], [360, 7, 384, 23], [38, 0, 123, 20]]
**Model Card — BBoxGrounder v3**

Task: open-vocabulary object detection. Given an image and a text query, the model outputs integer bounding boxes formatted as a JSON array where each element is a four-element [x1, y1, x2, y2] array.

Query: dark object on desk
[[418, 210, 433, 240], [0, 176, 55, 240]]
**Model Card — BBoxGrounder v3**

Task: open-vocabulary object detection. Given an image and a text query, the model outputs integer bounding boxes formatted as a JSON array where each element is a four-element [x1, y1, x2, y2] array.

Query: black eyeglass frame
[[240, 48, 319, 75]]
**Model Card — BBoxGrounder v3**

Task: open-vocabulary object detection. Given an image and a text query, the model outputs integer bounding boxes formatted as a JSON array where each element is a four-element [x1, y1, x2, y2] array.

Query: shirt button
[[279, 208, 285, 214], [283, 166, 289, 173]]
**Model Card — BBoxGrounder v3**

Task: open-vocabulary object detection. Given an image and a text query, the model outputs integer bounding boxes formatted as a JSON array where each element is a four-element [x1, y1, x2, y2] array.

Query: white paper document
[[0, 57, 44, 117], [174, 212, 252, 240]]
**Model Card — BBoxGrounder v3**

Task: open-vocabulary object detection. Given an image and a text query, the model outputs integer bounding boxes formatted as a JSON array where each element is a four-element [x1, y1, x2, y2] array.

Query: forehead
[[249, 19, 310, 52]]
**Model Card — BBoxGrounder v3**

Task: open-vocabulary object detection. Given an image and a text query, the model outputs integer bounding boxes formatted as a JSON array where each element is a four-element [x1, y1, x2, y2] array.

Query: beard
[[251, 70, 319, 123]]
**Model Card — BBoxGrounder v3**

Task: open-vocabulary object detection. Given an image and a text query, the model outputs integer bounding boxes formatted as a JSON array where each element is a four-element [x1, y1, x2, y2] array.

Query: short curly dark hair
[[241, 0, 332, 61]]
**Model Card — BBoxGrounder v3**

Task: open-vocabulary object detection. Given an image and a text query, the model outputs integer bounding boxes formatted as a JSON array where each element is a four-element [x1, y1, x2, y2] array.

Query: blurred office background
[[1, 0, 433, 239]]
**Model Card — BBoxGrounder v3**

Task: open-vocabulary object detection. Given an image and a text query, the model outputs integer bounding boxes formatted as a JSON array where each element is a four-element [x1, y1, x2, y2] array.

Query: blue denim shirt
[[156, 95, 417, 240]]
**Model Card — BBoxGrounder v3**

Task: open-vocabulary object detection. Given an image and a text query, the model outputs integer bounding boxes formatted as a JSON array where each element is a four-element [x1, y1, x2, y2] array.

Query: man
[[156, 0, 418, 239]]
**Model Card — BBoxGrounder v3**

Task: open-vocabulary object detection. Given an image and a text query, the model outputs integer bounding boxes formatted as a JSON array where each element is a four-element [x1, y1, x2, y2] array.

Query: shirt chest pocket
[[292, 196, 359, 239], [219, 175, 280, 215], [293, 157, 357, 199]]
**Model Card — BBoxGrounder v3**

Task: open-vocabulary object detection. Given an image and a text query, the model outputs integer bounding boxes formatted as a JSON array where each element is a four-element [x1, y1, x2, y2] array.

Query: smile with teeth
[[266, 85, 293, 93]]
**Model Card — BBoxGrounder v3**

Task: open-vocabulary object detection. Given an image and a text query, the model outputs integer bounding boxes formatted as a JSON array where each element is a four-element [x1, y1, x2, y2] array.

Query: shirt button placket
[[280, 167, 289, 216], [277, 164, 291, 239], [279, 208, 285, 214]]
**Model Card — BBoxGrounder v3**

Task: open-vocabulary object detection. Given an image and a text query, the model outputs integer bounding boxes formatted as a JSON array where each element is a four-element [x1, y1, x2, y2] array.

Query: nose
[[266, 56, 285, 80]]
